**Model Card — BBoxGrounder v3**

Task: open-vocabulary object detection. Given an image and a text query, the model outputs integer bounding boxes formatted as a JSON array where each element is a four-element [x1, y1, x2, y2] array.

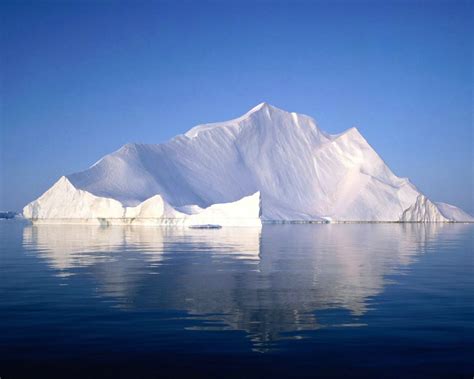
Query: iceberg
[[23, 103, 473, 224]]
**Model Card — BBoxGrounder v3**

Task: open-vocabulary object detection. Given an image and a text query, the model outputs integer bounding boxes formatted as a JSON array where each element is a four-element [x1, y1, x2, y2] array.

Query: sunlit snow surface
[[23, 103, 473, 223]]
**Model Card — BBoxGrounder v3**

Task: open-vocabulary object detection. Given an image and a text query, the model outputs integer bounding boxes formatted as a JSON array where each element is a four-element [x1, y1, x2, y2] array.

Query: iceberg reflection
[[22, 223, 459, 350]]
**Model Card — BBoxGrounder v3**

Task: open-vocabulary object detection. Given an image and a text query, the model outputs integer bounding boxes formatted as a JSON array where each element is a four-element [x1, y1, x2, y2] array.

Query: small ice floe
[[188, 224, 222, 229]]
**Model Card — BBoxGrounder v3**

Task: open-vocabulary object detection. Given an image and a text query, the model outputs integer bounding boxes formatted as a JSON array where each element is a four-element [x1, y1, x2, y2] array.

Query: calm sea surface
[[1, 221, 473, 378]]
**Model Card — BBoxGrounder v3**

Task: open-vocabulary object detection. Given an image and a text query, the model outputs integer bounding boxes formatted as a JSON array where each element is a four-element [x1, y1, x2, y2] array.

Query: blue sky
[[1, 0, 472, 213]]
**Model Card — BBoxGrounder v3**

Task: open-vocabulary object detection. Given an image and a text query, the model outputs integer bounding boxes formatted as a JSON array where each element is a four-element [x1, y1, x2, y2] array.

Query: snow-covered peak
[[184, 102, 309, 139], [248, 101, 270, 113], [241, 101, 287, 117]]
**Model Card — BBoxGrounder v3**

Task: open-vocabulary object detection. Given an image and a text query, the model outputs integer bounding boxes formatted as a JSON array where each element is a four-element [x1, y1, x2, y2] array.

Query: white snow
[[23, 103, 472, 224], [23, 176, 261, 226], [435, 202, 474, 222], [399, 195, 448, 222]]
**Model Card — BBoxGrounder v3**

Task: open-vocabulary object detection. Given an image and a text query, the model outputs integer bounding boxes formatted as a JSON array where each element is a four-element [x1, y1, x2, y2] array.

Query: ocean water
[[0, 221, 473, 378]]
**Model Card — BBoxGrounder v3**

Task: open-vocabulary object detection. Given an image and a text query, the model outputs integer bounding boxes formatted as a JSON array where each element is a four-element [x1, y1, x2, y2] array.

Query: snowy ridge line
[[23, 103, 473, 224]]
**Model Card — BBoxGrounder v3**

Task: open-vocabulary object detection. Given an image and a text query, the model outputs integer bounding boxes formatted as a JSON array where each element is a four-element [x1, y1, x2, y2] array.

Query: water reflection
[[22, 223, 459, 350]]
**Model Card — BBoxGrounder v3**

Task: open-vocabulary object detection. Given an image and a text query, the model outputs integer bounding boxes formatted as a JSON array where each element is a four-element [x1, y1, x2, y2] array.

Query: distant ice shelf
[[23, 103, 473, 225]]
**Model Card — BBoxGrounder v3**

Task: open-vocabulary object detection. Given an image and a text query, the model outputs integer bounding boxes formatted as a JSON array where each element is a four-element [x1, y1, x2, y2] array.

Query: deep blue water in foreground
[[1, 221, 473, 378]]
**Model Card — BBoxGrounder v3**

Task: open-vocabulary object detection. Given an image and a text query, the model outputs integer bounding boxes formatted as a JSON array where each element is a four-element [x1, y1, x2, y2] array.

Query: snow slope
[[23, 103, 472, 223]]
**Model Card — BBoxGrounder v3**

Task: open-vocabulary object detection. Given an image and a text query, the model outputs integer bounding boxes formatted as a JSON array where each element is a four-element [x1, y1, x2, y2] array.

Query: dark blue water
[[1, 221, 473, 378]]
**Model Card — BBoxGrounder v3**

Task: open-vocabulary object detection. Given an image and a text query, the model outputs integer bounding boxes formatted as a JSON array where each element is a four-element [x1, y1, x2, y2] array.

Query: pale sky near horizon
[[1, 0, 473, 213]]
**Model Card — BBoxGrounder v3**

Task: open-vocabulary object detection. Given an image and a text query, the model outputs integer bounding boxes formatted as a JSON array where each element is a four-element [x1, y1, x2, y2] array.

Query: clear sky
[[1, 0, 472, 213]]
